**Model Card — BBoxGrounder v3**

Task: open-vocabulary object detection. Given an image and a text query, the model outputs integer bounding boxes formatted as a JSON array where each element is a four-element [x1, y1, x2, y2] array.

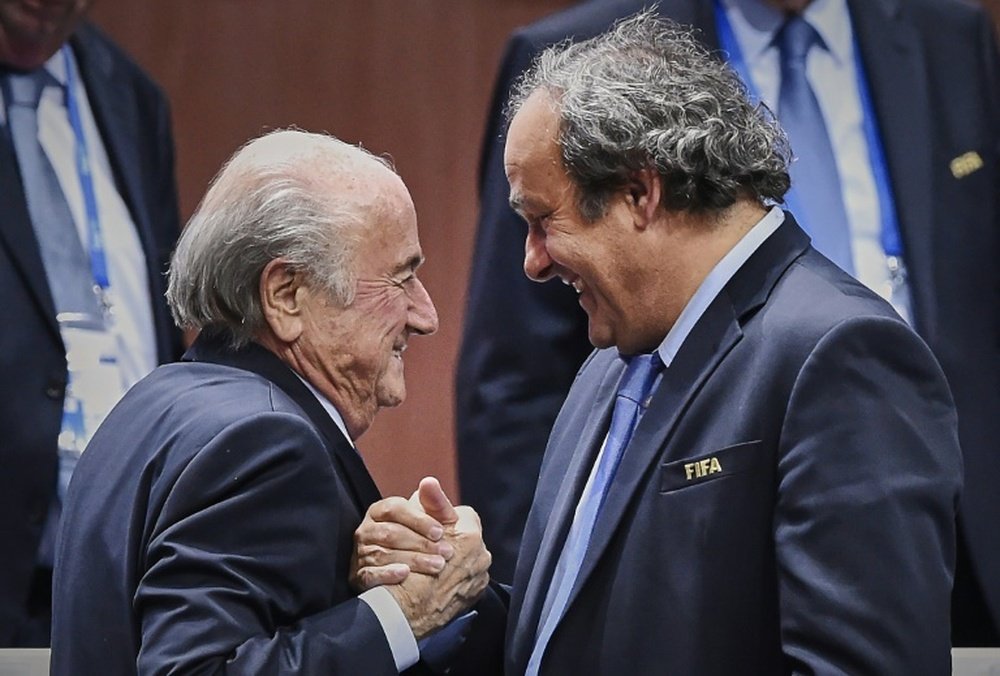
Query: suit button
[[45, 380, 65, 400]]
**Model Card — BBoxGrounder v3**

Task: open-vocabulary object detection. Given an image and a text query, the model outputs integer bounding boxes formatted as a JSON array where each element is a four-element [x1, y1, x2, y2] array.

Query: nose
[[408, 278, 439, 336], [523, 222, 555, 282]]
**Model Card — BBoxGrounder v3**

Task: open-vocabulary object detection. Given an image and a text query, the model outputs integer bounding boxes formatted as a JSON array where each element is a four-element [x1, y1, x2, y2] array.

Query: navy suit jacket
[[505, 215, 962, 674], [455, 0, 1000, 638], [52, 331, 413, 673], [0, 23, 181, 643]]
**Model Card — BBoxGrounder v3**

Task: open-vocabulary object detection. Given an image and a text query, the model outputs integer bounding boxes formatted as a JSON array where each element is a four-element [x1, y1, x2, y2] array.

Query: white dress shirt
[[722, 0, 913, 322]]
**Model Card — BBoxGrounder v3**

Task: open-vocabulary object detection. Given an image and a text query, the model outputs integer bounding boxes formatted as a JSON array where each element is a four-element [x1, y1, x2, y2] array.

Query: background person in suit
[[474, 13, 958, 673], [51, 129, 494, 674], [455, 0, 1000, 645], [0, 0, 181, 646]]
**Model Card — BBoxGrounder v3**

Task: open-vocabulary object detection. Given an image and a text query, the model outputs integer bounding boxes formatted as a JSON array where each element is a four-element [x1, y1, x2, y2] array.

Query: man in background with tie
[[456, 0, 1000, 645], [0, 0, 181, 646]]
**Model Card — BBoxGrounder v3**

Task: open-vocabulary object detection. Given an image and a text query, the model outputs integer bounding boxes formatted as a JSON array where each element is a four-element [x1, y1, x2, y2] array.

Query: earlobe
[[259, 258, 305, 343]]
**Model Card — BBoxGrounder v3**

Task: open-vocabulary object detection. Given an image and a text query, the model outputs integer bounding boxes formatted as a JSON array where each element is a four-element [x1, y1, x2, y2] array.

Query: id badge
[[57, 312, 126, 456]]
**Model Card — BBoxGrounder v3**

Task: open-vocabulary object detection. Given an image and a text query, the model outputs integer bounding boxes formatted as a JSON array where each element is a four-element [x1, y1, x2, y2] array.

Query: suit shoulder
[[772, 252, 901, 325], [129, 361, 312, 440]]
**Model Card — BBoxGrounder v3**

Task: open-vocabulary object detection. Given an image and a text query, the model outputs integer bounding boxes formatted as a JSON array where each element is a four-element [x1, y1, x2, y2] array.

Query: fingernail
[[425, 555, 446, 572], [438, 542, 454, 559], [429, 525, 443, 540]]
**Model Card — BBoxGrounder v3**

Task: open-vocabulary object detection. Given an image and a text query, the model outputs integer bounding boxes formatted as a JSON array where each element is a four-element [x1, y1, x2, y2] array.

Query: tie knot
[[617, 353, 663, 406], [3, 69, 57, 110], [775, 16, 820, 66]]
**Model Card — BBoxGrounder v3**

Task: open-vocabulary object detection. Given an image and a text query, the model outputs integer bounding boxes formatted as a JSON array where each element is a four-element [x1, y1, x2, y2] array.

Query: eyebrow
[[392, 254, 424, 276], [508, 192, 542, 216]]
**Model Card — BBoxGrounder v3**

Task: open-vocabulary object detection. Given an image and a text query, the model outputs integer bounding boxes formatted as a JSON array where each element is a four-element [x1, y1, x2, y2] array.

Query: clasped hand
[[351, 477, 491, 639]]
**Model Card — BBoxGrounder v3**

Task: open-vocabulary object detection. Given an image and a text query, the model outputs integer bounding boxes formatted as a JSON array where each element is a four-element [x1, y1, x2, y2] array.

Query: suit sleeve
[[454, 31, 593, 583], [134, 413, 398, 675], [774, 316, 962, 674]]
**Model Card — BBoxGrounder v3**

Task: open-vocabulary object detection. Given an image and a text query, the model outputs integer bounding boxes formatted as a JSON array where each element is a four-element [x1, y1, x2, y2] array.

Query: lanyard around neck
[[62, 45, 112, 298]]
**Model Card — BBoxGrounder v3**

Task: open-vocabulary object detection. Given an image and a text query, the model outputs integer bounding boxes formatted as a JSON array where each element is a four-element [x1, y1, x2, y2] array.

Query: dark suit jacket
[[51, 331, 407, 673], [505, 215, 962, 674], [0, 23, 181, 643], [455, 0, 1000, 638]]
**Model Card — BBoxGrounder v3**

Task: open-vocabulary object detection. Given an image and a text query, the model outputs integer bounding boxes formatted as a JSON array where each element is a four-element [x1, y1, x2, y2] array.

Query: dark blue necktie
[[776, 16, 854, 274], [3, 69, 99, 317], [527, 352, 664, 675]]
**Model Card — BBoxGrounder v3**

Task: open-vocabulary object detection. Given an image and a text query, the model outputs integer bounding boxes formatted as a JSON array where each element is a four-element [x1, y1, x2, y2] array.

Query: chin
[[586, 317, 616, 350], [376, 382, 406, 409]]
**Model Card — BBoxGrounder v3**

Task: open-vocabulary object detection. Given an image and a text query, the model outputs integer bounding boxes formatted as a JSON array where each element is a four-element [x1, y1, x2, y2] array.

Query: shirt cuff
[[359, 586, 419, 672]]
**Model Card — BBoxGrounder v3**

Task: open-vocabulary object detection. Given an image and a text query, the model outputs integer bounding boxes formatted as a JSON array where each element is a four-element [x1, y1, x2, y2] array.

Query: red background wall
[[87, 0, 1000, 501], [87, 0, 574, 499]]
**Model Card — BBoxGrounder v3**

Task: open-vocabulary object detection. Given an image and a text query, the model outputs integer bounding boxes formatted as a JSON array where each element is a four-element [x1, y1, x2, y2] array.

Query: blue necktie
[[527, 353, 663, 675], [776, 16, 854, 275], [3, 70, 99, 317]]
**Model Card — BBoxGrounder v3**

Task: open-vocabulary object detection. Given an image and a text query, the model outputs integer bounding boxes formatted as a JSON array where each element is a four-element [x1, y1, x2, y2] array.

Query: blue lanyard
[[712, 0, 903, 257], [62, 46, 111, 293]]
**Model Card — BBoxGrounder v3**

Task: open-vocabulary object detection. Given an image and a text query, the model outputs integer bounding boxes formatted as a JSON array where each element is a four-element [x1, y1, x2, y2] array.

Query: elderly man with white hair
[[49, 129, 494, 675]]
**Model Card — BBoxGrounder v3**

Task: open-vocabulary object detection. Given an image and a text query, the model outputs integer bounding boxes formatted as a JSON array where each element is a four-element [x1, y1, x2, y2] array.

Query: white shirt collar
[[44, 47, 70, 88], [721, 0, 853, 67]]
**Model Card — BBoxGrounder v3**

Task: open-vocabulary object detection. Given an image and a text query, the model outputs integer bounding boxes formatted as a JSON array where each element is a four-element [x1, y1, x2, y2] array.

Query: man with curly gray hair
[[496, 12, 961, 674], [343, 12, 965, 675]]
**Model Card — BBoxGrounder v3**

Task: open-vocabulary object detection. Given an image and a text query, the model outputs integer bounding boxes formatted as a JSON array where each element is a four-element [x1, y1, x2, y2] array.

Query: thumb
[[416, 476, 458, 526]]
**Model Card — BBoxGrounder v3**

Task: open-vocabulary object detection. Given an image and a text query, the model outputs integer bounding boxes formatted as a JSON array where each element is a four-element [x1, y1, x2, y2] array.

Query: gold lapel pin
[[950, 151, 983, 179]]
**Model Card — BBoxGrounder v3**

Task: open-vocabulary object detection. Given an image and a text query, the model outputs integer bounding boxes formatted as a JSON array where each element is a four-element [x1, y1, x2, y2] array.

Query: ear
[[626, 166, 662, 230], [259, 258, 306, 343]]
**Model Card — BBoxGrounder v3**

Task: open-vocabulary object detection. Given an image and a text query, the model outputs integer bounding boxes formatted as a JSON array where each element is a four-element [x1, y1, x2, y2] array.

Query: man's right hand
[[359, 477, 493, 640]]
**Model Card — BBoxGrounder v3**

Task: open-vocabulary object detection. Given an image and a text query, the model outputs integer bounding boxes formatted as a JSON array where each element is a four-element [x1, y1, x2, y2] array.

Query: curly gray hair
[[507, 10, 791, 220], [166, 129, 393, 347]]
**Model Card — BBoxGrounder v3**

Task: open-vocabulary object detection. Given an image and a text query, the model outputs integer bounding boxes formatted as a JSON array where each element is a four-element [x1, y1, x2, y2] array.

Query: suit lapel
[[565, 295, 743, 615], [848, 0, 936, 340], [512, 360, 620, 664], [0, 119, 60, 339], [184, 332, 383, 510]]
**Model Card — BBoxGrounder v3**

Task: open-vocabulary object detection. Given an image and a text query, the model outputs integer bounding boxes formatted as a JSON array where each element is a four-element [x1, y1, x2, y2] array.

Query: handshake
[[350, 477, 493, 639]]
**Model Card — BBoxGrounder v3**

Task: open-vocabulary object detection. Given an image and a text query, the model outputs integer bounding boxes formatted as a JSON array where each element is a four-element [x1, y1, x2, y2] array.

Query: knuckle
[[370, 497, 404, 520], [358, 545, 387, 565]]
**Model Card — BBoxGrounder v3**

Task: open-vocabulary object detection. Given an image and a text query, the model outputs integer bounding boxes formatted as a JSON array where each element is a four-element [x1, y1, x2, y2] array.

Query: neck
[[646, 200, 767, 338]]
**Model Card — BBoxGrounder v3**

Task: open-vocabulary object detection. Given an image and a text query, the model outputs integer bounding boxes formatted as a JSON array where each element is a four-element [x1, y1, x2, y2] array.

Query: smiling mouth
[[392, 342, 408, 360], [561, 276, 583, 295]]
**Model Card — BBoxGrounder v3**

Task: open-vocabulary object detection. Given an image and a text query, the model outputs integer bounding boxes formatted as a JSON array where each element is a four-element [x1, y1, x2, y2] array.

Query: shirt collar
[[721, 0, 853, 67], [655, 206, 785, 367], [43, 46, 70, 88], [295, 373, 356, 448]]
